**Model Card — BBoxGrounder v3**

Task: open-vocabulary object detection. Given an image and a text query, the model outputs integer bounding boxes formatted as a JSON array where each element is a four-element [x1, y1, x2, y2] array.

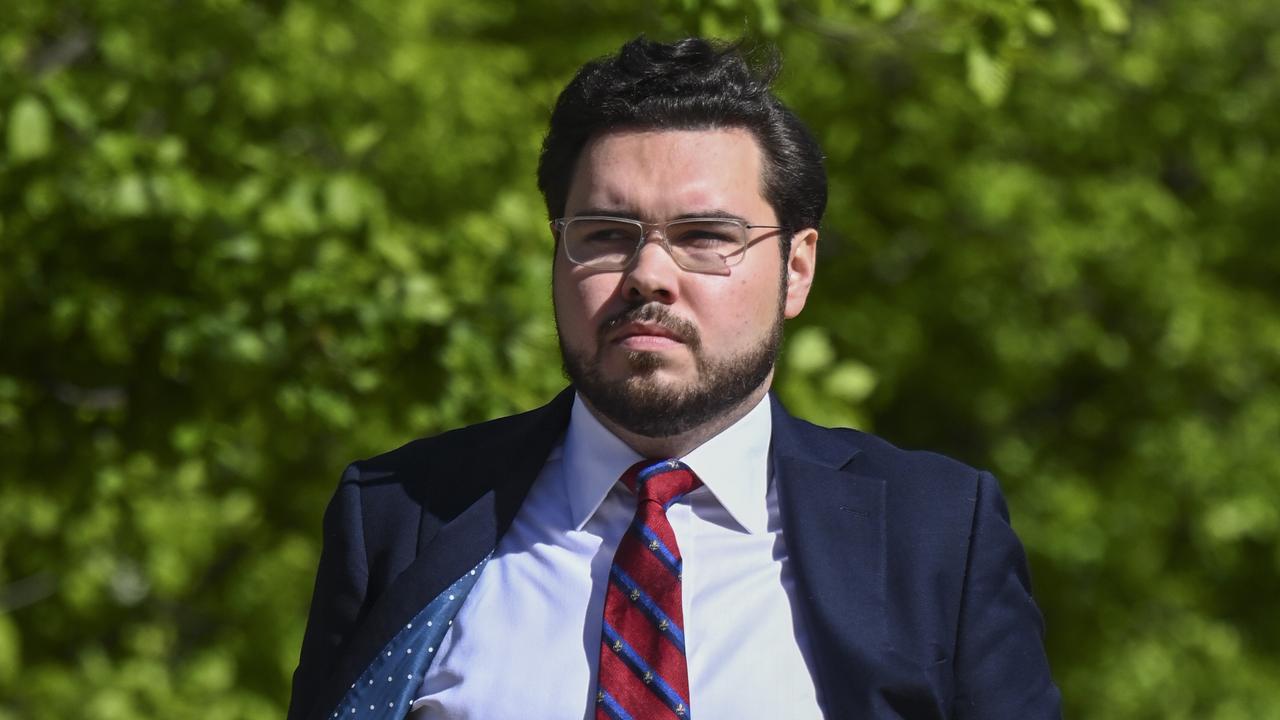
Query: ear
[[783, 227, 818, 319]]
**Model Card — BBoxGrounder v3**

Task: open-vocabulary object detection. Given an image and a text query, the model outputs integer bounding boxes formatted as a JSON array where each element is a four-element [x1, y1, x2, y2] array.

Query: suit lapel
[[771, 397, 888, 716], [311, 389, 575, 720]]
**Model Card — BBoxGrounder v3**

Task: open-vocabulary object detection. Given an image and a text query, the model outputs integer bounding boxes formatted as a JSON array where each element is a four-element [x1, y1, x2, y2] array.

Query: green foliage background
[[2, 0, 1277, 717]]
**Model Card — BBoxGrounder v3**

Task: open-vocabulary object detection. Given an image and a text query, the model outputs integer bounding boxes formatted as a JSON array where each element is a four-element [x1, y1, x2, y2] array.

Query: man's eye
[[582, 228, 634, 243], [672, 225, 737, 249], [573, 221, 636, 243]]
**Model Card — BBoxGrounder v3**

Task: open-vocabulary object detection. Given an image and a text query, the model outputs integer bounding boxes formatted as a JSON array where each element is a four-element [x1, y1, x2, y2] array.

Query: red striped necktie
[[596, 458, 702, 720]]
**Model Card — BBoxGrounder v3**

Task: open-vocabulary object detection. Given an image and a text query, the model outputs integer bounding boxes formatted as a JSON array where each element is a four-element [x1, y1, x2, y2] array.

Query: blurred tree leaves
[[1, 0, 1277, 718]]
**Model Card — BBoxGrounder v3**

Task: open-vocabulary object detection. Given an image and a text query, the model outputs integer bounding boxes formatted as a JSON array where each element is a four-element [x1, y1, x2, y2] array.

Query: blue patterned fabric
[[325, 555, 490, 719]]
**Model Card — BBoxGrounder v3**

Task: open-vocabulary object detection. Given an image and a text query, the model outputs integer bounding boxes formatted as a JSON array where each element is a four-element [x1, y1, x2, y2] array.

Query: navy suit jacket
[[288, 389, 1061, 719]]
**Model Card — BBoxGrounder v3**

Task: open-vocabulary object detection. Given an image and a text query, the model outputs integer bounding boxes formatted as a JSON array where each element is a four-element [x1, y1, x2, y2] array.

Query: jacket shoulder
[[342, 389, 575, 488], [783, 412, 985, 490], [849, 428, 982, 486]]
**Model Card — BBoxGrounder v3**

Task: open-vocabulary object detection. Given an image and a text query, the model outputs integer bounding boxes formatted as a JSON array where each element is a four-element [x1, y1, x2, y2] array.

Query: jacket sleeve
[[288, 470, 370, 720], [952, 471, 1062, 719]]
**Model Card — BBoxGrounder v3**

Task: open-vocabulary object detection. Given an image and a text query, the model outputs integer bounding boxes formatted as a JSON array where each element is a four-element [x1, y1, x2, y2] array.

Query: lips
[[598, 305, 700, 350], [612, 321, 684, 344]]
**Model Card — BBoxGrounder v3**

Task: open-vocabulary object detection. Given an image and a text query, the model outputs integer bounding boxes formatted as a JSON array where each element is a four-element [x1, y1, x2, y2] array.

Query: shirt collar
[[562, 392, 773, 535]]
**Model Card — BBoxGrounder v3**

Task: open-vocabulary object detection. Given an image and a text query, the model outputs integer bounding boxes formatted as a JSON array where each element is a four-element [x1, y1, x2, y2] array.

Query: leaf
[[824, 361, 879, 402], [787, 327, 835, 374], [7, 95, 52, 162], [324, 175, 363, 230], [1026, 8, 1057, 36], [1080, 0, 1131, 34], [754, 0, 783, 35], [869, 0, 904, 21], [965, 44, 1011, 106], [0, 614, 19, 684], [114, 174, 149, 216]]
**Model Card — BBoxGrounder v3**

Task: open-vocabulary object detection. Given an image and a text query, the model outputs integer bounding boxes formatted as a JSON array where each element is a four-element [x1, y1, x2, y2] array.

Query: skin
[[552, 128, 818, 458]]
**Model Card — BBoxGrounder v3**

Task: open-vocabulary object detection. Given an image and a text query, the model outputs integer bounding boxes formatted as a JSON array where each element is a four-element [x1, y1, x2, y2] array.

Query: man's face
[[552, 128, 816, 438]]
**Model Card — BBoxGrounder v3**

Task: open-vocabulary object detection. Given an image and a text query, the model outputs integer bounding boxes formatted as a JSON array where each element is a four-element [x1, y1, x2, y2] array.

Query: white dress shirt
[[408, 393, 824, 719]]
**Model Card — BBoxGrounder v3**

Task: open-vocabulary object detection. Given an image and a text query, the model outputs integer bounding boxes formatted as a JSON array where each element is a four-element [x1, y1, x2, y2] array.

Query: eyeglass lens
[[564, 218, 745, 271]]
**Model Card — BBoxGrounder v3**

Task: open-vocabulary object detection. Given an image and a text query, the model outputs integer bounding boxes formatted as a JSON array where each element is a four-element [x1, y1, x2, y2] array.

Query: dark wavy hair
[[536, 36, 827, 240]]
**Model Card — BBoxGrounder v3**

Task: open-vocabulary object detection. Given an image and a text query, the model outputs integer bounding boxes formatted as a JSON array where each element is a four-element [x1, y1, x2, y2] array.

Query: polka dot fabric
[[327, 555, 489, 719]]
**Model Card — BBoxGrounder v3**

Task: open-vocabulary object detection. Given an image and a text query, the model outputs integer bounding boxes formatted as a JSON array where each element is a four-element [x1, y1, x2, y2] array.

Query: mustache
[[598, 304, 701, 349]]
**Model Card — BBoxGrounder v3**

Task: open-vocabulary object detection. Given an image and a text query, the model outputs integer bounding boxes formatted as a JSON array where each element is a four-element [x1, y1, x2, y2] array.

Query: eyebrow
[[570, 208, 750, 223]]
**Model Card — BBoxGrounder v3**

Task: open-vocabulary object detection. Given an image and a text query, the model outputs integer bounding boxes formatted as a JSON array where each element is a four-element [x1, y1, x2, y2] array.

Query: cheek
[[721, 271, 781, 332], [553, 269, 615, 341], [561, 275, 606, 313]]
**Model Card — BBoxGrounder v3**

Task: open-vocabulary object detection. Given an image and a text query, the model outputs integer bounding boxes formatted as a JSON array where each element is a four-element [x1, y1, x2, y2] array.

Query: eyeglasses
[[551, 216, 784, 274]]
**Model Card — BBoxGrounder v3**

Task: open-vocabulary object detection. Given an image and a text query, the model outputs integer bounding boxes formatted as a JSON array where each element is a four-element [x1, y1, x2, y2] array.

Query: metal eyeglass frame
[[550, 215, 785, 273]]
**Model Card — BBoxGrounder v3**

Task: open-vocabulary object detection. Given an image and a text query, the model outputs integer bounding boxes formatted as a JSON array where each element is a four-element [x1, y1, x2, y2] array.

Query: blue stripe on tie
[[662, 493, 691, 511], [598, 689, 636, 720], [631, 520, 682, 576], [637, 459, 681, 481], [602, 622, 691, 718], [609, 566, 686, 653], [634, 460, 695, 510]]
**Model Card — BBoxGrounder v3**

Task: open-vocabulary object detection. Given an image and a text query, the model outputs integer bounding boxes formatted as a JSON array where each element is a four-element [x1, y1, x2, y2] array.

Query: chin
[[594, 346, 681, 378], [559, 312, 782, 439], [621, 348, 672, 373]]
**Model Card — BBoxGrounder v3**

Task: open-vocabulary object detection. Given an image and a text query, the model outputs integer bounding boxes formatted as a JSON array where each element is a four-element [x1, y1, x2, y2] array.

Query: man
[[289, 36, 1060, 720]]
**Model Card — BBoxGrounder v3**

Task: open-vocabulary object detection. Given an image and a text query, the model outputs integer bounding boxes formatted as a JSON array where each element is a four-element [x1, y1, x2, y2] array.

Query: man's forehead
[[565, 128, 769, 217], [576, 126, 762, 160], [569, 206, 751, 223]]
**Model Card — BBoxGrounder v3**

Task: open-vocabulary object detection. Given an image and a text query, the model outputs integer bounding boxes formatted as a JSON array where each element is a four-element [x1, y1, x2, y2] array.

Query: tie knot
[[622, 459, 702, 507]]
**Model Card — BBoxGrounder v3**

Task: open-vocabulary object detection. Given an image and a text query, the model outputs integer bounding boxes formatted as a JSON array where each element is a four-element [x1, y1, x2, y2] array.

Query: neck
[[580, 375, 773, 459]]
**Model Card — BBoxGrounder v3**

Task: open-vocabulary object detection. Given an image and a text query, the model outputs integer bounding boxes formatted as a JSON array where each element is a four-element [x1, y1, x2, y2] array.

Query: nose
[[620, 233, 680, 304]]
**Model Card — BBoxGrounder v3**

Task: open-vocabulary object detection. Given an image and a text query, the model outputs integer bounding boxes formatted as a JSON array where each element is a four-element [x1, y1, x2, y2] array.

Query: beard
[[558, 302, 783, 439]]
